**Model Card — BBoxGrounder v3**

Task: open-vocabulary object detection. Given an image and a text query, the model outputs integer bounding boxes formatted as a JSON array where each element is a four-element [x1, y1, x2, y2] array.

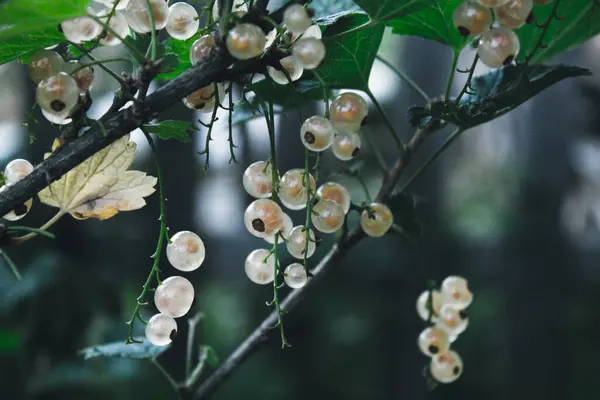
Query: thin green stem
[[151, 358, 178, 393], [302, 148, 315, 273], [375, 55, 430, 102], [69, 58, 131, 75], [260, 91, 280, 198], [144, 0, 158, 61], [72, 44, 124, 84], [7, 226, 56, 240], [227, 83, 238, 164], [10, 211, 65, 244], [400, 128, 464, 192], [186, 312, 204, 379], [365, 90, 405, 155], [445, 50, 460, 100], [272, 233, 290, 348], [199, 84, 221, 172], [89, 15, 145, 61], [313, 72, 330, 117], [455, 55, 479, 104], [0, 249, 21, 281]]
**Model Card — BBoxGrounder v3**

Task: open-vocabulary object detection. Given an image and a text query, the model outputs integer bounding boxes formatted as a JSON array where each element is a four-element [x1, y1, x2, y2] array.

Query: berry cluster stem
[[271, 233, 290, 348], [144, 0, 158, 61], [302, 148, 315, 273]]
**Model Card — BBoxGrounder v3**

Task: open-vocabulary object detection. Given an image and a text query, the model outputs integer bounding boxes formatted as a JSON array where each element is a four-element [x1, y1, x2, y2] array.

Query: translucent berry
[[278, 169, 316, 211], [475, 0, 510, 7], [284, 263, 308, 289], [301, 116, 334, 152], [36, 73, 80, 115], [478, 27, 520, 68], [293, 24, 322, 41], [316, 182, 350, 214], [98, 10, 130, 46], [190, 34, 215, 64], [416, 290, 443, 322], [243, 161, 273, 199], [226, 23, 266, 60], [534, 0, 553, 5], [441, 276, 473, 309], [66, 61, 94, 93], [292, 38, 326, 70], [212, 0, 248, 21], [329, 93, 368, 133], [182, 83, 225, 113], [286, 225, 316, 259], [332, 132, 362, 161], [311, 200, 345, 234], [437, 305, 469, 338], [244, 249, 275, 284], [452, 2, 492, 36], [496, 0, 533, 25], [166, 231, 206, 272], [4, 159, 34, 184], [124, 0, 169, 33], [61, 16, 102, 43], [145, 313, 177, 346], [360, 203, 393, 237], [284, 4, 312, 35], [264, 213, 293, 244], [418, 326, 450, 357], [94, 0, 130, 10], [27, 50, 64, 83], [495, 6, 527, 28], [42, 109, 72, 125], [268, 55, 304, 85], [154, 276, 195, 318], [244, 199, 284, 238], [166, 2, 199, 40], [430, 350, 463, 383]]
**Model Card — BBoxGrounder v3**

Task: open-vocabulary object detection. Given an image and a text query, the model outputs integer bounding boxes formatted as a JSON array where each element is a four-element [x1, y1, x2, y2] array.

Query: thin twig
[[375, 55, 430, 102]]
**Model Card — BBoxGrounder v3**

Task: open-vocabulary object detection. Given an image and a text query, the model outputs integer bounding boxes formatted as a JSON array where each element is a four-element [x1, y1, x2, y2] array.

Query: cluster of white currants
[[416, 276, 473, 384], [452, 0, 556, 68], [144, 231, 206, 346], [0, 159, 35, 221]]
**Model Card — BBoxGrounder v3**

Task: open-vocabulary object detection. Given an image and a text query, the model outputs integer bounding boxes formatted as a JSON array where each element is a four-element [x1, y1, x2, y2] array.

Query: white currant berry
[[286, 225, 316, 259], [124, 0, 169, 33], [36, 73, 80, 115], [243, 161, 273, 199], [182, 83, 225, 113], [292, 38, 326, 70], [244, 249, 275, 284], [418, 326, 450, 357], [312, 200, 345, 234], [416, 290, 443, 322], [475, 0, 510, 7], [478, 27, 520, 68], [452, 2, 492, 36], [94, 0, 130, 11], [316, 182, 350, 214], [66, 61, 94, 93], [534, 0, 553, 5], [145, 313, 177, 346], [430, 350, 463, 383], [283, 4, 312, 34], [264, 213, 293, 244], [154, 276, 195, 318], [4, 159, 34, 184], [0, 186, 33, 221], [166, 231, 206, 272], [244, 199, 285, 238], [284, 263, 308, 289], [98, 10, 130, 46], [166, 2, 199, 40], [27, 50, 64, 83], [278, 169, 316, 211], [190, 34, 215, 64], [329, 93, 368, 133], [268, 55, 304, 85], [226, 23, 266, 60], [332, 132, 362, 161], [293, 24, 322, 41], [301, 116, 334, 152], [496, 0, 533, 26], [436, 305, 469, 339], [61, 16, 102, 43], [212, 0, 248, 21], [360, 203, 394, 237], [441, 276, 473, 309], [495, 7, 527, 29], [42, 109, 72, 125]]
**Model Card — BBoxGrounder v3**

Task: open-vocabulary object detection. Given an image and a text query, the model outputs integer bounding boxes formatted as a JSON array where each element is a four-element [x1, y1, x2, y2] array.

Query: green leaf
[[79, 339, 169, 360], [517, 1, 600, 63], [0, 27, 64, 66], [388, 192, 422, 239], [407, 64, 591, 130], [387, 0, 467, 51], [143, 120, 197, 142], [155, 34, 198, 81], [0, 0, 87, 38], [353, 0, 433, 22]]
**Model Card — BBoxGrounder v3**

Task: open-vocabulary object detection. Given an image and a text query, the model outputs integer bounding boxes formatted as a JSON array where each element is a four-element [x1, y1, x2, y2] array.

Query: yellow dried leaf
[[38, 135, 157, 220]]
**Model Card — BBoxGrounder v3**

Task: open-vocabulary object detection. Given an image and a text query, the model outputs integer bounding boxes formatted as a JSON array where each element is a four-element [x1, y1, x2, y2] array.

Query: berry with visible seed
[[441, 276, 473, 309], [286, 225, 316, 259], [284, 263, 308, 289], [27, 50, 64, 83], [4, 159, 34, 184], [145, 313, 177, 346], [166, 2, 199, 40], [244, 199, 284, 238], [154, 276, 195, 318], [41, 109, 72, 125], [418, 326, 450, 357], [0, 186, 33, 221], [330, 92, 368, 133], [301, 116, 334, 152], [312, 200, 345, 234], [332, 132, 362, 161], [268, 55, 304, 85], [436, 305, 469, 339], [190, 34, 215, 64], [478, 27, 520, 68], [36, 73, 80, 116], [61, 16, 102, 43], [316, 182, 350, 214], [279, 169, 316, 211], [264, 213, 294, 244], [97, 9, 129, 46], [430, 350, 463, 383], [360, 203, 393, 237], [243, 161, 273, 199], [452, 2, 492, 37], [124, 0, 169, 33], [166, 231, 206, 272], [226, 23, 266, 60], [416, 290, 443, 322], [245, 249, 275, 284], [284, 4, 312, 34], [182, 83, 225, 113]]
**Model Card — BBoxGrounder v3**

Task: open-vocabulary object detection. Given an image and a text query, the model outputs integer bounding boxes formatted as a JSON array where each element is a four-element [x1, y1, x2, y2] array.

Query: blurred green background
[[2, 2, 600, 399]]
